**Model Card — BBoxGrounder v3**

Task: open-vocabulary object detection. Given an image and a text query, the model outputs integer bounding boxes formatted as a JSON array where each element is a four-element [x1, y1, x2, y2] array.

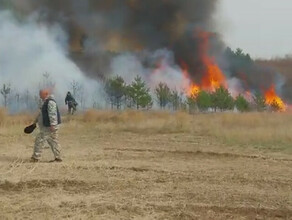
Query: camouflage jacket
[[34, 95, 59, 128]]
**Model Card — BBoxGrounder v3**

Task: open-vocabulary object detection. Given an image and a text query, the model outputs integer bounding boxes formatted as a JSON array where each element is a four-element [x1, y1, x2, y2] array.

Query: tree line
[[0, 73, 89, 113], [104, 75, 279, 112], [105, 75, 188, 111], [0, 72, 281, 113]]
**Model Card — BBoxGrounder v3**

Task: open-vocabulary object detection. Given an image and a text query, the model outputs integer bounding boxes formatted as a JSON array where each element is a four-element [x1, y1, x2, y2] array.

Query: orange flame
[[189, 84, 200, 97], [265, 85, 286, 111], [181, 30, 227, 96], [180, 61, 200, 96], [197, 31, 227, 91], [179, 31, 287, 110], [201, 59, 227, 91]]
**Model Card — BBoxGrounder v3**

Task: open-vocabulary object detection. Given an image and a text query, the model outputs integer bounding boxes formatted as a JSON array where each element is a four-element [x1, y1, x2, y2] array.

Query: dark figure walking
[[65, 92, 78, 115]]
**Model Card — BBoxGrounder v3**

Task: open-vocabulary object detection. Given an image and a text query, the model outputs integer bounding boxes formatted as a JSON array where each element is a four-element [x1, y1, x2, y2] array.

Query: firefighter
[[65, 91, 78, 115]]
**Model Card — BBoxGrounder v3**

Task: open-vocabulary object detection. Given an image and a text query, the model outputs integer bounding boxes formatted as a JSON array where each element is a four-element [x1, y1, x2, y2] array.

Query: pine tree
[[127, 76, 152, 110], [235, 94, 250, 112], [253, 93, 266, 112], [211, 86, 234, 111], [196, 91, 212, 112]]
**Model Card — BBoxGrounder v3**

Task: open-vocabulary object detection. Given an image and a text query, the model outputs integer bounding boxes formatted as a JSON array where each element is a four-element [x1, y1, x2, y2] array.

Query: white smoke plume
[[0, 11, 104, 112], [110, 49, 190, 92]]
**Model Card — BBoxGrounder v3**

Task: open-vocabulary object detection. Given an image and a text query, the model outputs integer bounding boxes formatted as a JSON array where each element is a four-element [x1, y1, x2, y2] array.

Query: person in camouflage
[[31, 89, 62, 162]]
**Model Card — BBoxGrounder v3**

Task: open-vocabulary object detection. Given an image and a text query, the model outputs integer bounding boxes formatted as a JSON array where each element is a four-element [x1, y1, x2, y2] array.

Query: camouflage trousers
[[32, 128, 61, 160]]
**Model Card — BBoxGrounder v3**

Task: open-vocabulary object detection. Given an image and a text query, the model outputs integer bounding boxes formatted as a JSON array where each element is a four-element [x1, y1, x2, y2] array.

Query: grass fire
[[0, 0, 292, 219], [265, 85, 286, 112]]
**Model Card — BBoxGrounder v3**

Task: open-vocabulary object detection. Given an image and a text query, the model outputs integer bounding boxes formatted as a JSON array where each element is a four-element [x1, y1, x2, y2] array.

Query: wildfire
[[180, 60, 200, 96], [265, 85, 286, 111], [159, 30, 287, 112], [197, 30, 227, 91], [201, 57, 227, 91], [180, 30, 227, 95], [189, 84, 200, 97]]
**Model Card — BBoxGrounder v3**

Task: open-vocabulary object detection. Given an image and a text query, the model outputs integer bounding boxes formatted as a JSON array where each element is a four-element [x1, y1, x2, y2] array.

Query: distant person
[[31, 89, 62, 162], [65, 91, 78, 115]]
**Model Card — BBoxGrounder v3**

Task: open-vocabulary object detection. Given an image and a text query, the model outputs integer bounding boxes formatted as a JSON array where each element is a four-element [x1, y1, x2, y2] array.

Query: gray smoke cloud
[[0, 10, 104, 111], [0, 0, 288, 108], [5, 0, 220, 81]]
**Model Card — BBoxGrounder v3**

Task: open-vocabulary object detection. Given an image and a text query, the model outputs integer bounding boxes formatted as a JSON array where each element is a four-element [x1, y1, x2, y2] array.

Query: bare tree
[[69, 80, 88, 109], [1, 84, 11, 107], [24, 89, 30, 109], [155, 82, 171, 109], [42, 72, 55, 89], [22, 89, 37, 111], [15, 93, 20, 111], [70, 80, 82, 97], [79, 85, 87, 110]]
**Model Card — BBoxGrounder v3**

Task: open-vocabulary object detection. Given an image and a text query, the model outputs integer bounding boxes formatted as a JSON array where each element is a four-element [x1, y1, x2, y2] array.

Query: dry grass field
[[0, 109, 292, 219]]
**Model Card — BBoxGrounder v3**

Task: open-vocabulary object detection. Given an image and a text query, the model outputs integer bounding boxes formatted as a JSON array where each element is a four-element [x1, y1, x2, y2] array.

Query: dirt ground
[[0, 115, 292, 219]]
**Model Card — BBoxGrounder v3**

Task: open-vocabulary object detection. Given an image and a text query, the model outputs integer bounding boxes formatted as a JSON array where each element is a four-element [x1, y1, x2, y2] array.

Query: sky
[[218, 0, 292, 59]]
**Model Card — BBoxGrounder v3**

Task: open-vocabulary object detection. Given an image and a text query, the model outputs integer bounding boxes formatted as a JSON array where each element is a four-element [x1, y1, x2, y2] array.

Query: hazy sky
[[219, 0, 292, 59]]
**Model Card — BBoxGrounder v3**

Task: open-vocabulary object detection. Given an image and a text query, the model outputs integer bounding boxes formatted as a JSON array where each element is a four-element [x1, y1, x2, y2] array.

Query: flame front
[[201, 57, 227, 91], [197, 31, 227, 91], [156, 30, 287, 112], [265, 85, 286, 111], [189, 84, 200, 97], [181, 30, 227, 95]]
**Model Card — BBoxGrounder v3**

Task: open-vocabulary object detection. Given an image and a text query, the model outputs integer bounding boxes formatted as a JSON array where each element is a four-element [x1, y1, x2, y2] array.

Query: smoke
[[5, 0, 220, 79], [110, 49, 191, 91], [0, 10, 104, 111], [0, 0, 288, 110]]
